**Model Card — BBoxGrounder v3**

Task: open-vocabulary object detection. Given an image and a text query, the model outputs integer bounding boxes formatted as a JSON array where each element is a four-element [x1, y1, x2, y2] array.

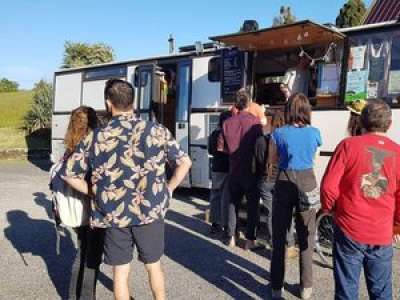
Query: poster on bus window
[[345, 70, 368, 103], [349, 46, 367, 70], [388, 71, 400, 94]]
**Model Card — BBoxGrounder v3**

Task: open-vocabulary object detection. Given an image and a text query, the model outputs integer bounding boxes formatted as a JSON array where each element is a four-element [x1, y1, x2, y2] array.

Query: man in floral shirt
[[63, 79, 192, 300]]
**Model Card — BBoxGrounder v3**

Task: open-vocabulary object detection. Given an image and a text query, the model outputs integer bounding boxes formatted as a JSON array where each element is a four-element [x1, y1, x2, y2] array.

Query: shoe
[[209, 223, 222, 236], [286, 246, 299, 259], [271, 288, 284, 299], [224, 236, 236, 248], [244, 240, 265, 251], [300, 287, 313, 300]]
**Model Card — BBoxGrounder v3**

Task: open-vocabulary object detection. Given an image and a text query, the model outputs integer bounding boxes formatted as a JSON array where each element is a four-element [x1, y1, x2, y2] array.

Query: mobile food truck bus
[[210, 20, 400, 182], [52, 20, 400, 187]]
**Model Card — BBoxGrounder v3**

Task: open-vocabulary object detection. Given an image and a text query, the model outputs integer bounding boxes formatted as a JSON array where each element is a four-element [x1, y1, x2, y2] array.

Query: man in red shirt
[[220, 88, 263, 249], [321, 100, 400, 300]]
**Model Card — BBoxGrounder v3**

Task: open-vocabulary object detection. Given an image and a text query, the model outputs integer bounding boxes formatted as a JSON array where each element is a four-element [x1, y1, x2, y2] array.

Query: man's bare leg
[[145, 261, 166, 300], [113, 263, 131, 300]]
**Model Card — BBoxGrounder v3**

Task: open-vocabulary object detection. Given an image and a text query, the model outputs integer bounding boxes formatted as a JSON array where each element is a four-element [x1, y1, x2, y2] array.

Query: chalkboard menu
[[222, 48, 243, 103]]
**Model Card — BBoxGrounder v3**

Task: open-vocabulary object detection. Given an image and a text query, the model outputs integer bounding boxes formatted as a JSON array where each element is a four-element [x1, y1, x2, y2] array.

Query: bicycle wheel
[[315, 212, 334, 267]]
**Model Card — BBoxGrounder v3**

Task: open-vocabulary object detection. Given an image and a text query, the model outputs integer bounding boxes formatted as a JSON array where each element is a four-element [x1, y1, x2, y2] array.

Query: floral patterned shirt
[[65, 113, 187, 228]]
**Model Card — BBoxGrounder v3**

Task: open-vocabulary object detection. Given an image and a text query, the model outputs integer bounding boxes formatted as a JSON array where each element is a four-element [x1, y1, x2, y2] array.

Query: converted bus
[[52, 20, 400, 188]]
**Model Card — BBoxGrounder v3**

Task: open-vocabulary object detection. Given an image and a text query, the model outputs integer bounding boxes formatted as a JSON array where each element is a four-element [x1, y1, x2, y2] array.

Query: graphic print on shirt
[[361, 147, 393, 199]]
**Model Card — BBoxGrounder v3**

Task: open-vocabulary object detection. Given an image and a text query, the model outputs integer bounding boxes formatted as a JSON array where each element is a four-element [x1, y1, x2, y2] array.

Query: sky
[[0, 0, 372, 89]]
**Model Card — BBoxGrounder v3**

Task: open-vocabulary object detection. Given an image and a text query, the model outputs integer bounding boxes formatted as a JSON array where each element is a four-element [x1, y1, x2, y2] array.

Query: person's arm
[[164, 128, 192, 195], [394, 177, 400, 242], [394, 157, 400, 228], [62, 177, 89, 194], [167, 156, 192, 194], [320, 141, 348, 213]]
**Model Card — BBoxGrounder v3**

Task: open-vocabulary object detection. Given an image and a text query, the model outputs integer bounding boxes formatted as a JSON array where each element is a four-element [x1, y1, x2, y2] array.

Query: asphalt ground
[[0, 160, 399, 299]]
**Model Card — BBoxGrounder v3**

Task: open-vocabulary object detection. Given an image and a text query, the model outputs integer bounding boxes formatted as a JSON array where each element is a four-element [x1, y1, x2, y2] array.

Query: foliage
[[273, 6, 296, 27], [0, 91, 33, 128], [62, 41, 115, 68], [336, 0, 367, 28], [0, 78, 19, 93], [23, 80, 53, 133]]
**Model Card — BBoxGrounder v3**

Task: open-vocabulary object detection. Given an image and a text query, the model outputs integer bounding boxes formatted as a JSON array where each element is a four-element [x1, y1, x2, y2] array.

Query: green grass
[[0, 91, 33, 128], [0, 91, 35, 150], [0, 128, 26, 150]]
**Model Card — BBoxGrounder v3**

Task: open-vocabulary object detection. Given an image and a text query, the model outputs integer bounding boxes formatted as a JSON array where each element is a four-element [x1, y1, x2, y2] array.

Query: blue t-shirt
[[272, 125, 322, 171]]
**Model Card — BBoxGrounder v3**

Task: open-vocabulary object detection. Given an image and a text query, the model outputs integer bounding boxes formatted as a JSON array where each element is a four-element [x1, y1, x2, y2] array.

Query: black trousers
[[69, 226, 105, 300], [227, 176, 260, 241], [271, 178, 316, 290]]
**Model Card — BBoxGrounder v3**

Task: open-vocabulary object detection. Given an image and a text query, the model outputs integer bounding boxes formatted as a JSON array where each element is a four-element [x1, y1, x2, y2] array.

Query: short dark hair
[[284, 93, 311, 125], [235, 88, 250, 111], [104, 79, 134, 111], [219, 110, 232, 127], [361, 99, 392, 133]]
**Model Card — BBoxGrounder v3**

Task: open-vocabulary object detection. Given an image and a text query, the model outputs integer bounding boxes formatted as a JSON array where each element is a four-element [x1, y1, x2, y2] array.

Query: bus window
[[139, 71, 151, 110], [390, 37, 400, 71], [176, 64, 190, 121], [208, 57, 221, 82]]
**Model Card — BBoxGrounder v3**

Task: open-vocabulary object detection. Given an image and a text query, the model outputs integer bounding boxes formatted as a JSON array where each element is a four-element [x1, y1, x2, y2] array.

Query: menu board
[[222, 48, 243, 103]]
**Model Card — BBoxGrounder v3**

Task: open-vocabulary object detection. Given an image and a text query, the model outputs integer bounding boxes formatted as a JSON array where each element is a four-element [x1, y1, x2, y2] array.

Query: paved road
[[0, 160, 399, 299]]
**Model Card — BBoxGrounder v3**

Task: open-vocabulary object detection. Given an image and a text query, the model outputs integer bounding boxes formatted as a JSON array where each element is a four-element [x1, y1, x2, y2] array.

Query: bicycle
[[315, 211, 334, 267]]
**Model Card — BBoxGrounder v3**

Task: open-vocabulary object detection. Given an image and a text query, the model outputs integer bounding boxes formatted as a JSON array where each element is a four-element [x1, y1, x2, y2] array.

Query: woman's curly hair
[[64, 106, 97, 155]]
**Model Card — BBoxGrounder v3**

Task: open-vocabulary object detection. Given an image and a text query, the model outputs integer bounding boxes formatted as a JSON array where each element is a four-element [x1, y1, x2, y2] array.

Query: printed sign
[[345, 70, 368, 102], [350, 46, 367, 70], [222, 48, 243, 103], [388, 70, 400, 94]]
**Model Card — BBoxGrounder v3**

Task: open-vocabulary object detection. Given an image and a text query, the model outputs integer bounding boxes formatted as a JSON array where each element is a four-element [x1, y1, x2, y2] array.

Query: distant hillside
[[0, 91, 33, 128]]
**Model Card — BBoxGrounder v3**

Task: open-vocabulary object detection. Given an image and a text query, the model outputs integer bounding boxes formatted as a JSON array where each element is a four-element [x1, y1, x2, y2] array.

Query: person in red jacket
[[321, 99, 400, 300]]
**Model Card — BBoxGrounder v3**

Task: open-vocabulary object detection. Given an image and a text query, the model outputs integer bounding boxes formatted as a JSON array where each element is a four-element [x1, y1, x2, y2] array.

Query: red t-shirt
[[321, 133, 400, 245]]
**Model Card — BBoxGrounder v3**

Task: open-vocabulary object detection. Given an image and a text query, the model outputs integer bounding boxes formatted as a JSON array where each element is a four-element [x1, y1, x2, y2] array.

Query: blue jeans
[[333, 227, 393, 300]]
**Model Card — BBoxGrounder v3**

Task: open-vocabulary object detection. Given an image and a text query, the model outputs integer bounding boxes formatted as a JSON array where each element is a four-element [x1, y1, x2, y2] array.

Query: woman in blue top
[[270, 93, 322, 300]]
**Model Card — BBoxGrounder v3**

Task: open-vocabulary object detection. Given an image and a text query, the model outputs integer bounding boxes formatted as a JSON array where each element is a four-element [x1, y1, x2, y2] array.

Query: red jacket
[[321, 133, 400, 245]]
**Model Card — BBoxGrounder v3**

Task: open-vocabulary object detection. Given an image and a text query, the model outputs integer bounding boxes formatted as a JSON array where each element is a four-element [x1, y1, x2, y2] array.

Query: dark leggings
[[69, 226, 105, 300]]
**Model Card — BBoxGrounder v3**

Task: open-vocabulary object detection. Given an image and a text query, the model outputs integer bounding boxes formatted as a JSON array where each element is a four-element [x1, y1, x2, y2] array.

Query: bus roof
[[54, 48, 218, 75]]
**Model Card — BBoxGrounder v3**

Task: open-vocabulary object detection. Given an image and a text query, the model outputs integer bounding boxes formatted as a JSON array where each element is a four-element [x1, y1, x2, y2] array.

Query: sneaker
[[271, 288, 284, 299], [244, 239, 265, 251], [224, 236, 236, 248], [286, 246, 299, 259], [300, 287, 313, 300]]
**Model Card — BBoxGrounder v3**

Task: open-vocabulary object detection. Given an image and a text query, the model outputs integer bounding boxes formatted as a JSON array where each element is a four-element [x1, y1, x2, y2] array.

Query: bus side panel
[[387, 109, 400, 144], [313, 108, 400, 184], [191, 56, 221, 109], [54, 72, 82, 112], [313, 110, 349, 184], [190, 56, 221, 188], [51, 114, 71, 161], [189, 113, 219, 189], [82, 80, 108, 110]]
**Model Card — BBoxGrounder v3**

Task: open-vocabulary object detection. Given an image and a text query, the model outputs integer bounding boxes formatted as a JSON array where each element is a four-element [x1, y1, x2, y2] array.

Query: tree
[[62, 41, 115, 68], [23, 80, 53, 133], [0, 78, 19, 93], [273, 6, 296, 27], [336, 0, 367, 28]]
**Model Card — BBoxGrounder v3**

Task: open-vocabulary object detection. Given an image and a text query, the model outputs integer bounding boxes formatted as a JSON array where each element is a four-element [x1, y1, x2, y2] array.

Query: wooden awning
[[210, 20, 345, 51]]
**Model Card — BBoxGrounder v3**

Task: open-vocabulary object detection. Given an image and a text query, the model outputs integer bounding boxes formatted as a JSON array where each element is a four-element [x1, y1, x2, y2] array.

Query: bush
[[0, 78, 19, 93], [23, 80, 53, 133]]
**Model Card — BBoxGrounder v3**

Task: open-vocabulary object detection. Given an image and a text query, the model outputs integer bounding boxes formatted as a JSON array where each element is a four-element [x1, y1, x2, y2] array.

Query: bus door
[[175, 60, 192, 187], [135, 64, 154, 121]]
